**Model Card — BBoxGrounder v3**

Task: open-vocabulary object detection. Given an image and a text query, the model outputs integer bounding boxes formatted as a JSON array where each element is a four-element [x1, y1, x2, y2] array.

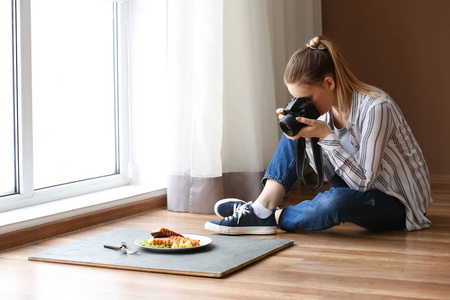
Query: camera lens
[[280, 122, 294, 136], [279, 114, 301, 136]]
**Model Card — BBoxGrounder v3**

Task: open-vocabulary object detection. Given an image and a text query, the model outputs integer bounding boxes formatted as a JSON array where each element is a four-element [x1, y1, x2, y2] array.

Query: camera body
[[279, 97, 320, 136]]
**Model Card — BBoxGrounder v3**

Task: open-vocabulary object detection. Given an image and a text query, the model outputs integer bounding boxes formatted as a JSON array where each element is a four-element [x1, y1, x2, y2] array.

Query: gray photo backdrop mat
[[29, 228, 293, 278]]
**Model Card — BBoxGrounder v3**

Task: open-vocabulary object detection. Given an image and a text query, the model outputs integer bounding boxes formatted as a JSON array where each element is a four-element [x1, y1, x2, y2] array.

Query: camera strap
[[296, 137, 324, 191]]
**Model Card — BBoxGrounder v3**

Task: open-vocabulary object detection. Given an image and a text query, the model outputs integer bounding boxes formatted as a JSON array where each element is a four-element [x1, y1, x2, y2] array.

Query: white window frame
[[0, 0, 131, 213]]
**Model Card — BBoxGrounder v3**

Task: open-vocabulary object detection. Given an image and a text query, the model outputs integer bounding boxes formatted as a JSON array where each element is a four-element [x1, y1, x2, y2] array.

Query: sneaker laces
[[232, 202, 246, 215], [225, 202, 252, 224]]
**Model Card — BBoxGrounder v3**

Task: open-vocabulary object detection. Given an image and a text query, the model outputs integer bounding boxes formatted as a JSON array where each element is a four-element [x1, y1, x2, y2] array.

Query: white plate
[[134, 234, 212, 252]]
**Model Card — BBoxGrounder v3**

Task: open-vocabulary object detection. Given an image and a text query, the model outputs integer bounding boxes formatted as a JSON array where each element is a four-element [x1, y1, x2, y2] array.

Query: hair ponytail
[[284, 36, 382, 114]]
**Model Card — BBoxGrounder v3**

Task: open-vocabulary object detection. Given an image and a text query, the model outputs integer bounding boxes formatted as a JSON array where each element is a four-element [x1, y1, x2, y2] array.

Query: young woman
[[205, 36, 433, 234]]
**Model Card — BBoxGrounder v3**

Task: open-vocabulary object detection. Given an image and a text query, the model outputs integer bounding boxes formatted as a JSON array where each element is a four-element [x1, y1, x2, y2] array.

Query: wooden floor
[[1, 183, 449, 299]]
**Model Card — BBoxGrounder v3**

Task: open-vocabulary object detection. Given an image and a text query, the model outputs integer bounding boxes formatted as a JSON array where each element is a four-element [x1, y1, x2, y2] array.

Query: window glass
[[0, 1, 16, 196], [31, 0, 117, 189]]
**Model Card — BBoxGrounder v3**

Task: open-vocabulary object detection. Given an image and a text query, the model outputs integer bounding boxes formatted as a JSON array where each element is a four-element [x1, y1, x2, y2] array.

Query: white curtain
[[166, 0, 321, 214]]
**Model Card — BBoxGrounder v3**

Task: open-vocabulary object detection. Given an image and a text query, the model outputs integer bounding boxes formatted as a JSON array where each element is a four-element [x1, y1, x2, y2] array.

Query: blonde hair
[[284, 36, 382, 114]]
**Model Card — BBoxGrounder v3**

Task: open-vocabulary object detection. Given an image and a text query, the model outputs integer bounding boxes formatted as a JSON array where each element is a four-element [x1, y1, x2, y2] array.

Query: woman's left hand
[[287, 117, 332, 141]]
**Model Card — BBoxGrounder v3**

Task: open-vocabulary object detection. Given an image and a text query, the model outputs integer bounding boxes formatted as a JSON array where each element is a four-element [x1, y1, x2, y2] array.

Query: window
[[31, 0, 117, 189], [0, 0, 15, 197], [1, 0, 129, 210]]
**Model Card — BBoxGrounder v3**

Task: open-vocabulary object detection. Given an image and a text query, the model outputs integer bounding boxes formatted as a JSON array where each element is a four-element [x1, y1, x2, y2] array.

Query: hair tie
[[306, 36, 325, 50]]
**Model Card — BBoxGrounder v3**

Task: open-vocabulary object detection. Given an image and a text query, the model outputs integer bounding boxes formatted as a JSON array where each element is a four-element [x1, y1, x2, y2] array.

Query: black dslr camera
[[279, 97, 320, 136], [279, 97, 323, 191]]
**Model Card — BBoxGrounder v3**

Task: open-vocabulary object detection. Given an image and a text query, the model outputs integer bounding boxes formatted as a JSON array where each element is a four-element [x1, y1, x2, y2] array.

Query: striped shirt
[[305, 90, 433, 231]]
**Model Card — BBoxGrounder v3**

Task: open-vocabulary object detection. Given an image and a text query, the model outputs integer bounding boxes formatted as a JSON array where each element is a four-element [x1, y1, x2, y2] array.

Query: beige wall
[[321, 0, 450, 180]]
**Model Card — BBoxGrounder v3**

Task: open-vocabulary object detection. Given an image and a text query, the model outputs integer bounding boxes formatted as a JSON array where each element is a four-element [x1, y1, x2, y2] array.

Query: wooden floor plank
[[1, 183, 449, 299]]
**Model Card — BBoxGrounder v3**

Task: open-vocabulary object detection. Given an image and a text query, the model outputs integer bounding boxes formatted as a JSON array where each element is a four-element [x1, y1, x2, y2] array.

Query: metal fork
[[119, 247, 138, 255], [104, 242, 138, 255], [120, 241, 139, 255]]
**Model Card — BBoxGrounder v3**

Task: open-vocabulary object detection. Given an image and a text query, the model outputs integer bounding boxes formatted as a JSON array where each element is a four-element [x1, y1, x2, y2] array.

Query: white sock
[[252, 202, 273, 219]]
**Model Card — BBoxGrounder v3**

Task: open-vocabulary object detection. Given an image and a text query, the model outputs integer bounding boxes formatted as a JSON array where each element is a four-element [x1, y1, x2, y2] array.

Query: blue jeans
[[262, 135, 406, 231]]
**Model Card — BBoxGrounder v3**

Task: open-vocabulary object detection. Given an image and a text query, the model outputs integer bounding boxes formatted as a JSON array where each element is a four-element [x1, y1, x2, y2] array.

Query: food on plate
[[151, 227, 185, 238], [140, 228, 200, 249], [145, 236, 200, 247]]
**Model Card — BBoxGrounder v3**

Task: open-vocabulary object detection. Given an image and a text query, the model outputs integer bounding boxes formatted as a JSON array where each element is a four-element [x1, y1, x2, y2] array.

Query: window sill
[[0, 185, 166, 235]]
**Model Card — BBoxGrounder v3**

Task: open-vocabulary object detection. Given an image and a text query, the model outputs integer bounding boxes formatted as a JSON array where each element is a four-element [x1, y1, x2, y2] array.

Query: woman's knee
[[317, 188, 357, 209]]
